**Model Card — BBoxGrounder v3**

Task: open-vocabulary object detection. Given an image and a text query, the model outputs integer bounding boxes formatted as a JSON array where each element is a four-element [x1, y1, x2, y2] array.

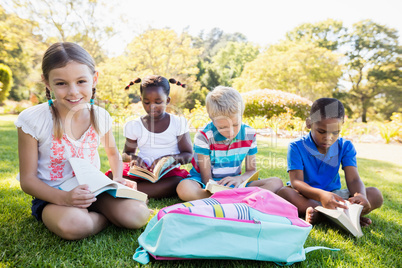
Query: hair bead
[[125, 77, 142, 90], [48, 99, 53, 106], [169, 78, 186, 88]]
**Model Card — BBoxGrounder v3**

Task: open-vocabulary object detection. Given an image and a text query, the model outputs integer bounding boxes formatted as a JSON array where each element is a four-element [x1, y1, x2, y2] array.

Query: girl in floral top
[[15, 42, 149, 240]]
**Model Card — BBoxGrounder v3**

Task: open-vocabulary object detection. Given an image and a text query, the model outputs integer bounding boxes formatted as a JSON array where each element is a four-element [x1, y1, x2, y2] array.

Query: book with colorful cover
[[205, 170, 259, 194], [128, 156, 180, 183]]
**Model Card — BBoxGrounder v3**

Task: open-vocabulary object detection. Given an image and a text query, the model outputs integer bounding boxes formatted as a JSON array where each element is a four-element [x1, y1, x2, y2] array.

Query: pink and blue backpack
[[133, 187, 338, 265]]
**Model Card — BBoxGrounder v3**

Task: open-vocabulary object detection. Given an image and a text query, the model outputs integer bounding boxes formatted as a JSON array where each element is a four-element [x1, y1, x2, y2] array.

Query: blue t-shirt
[[287, 132, 357, 191]]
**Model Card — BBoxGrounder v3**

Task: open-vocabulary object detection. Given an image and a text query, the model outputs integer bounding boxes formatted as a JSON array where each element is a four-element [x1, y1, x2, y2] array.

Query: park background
[[0, 0, 401, 267]]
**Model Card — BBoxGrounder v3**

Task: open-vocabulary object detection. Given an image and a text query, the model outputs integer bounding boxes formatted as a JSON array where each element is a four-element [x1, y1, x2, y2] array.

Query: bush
[[183, 100, 209, 131], [1, 100, 31, 114], [390, 112, 402, 143], [0, 64, 13, 104], [241, 89, 312, 119]]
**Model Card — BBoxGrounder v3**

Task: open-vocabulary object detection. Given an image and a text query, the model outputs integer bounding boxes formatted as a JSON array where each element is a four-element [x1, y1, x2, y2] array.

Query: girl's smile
[[45, 61, 97, 112]]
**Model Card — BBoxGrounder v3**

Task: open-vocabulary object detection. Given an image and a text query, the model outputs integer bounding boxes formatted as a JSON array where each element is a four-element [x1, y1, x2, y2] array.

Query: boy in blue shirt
[[176, 86, 283, 201], [278, 98, 383, 225]]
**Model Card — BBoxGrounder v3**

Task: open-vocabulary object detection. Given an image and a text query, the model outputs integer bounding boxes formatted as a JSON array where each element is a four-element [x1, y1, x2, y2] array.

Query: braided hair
[[124, 75, 186, 96]]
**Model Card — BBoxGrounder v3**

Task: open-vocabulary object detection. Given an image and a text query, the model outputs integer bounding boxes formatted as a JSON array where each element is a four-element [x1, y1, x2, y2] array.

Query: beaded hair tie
[[90, 99, 94, 105], [48, 99, 53, 106]]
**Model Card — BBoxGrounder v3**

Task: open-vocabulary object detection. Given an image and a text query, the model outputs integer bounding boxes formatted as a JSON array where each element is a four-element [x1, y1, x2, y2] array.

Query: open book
[[205, 170, 259, 194], [59, 158, 148, 203], [315, 201, 364, 237], [128, 156, 180, 183]]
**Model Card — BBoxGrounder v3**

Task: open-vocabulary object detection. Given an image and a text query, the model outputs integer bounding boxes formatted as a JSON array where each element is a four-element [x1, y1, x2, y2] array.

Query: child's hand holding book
[[348, 193, 371, 214], [319, 191, 348, 210], [129, 156, 148, 170], [216, 176, 245, 188], [113, 177, 138, 190], [149, 156, 174, 172]]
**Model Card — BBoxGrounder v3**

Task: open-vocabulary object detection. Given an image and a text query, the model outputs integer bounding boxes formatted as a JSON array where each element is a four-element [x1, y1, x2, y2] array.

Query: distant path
[[353, 142, 402, 166], [261, 137, 402, 166]]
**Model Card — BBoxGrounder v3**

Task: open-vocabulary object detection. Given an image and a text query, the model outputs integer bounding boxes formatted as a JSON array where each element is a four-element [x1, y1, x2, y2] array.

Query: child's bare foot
[[305, 207, 320, 224], [360, 216, 372, 227]]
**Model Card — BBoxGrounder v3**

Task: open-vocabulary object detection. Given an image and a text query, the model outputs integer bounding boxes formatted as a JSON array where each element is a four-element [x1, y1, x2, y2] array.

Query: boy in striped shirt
[[177, 86, 283, 201]]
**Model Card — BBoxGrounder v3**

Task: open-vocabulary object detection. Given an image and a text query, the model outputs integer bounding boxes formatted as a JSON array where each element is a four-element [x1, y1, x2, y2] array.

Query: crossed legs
[[42, 193, 150, 240]]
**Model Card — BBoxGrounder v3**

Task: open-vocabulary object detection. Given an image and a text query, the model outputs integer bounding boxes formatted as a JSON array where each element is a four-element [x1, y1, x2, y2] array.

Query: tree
[[0, 5, 44, 100], [0, 64, 13, 104], [192, 28, 247, 60], [200, 42, 259, 89], [233, 40, 342, 100], [97, 29, 203, 112], [343, 20, 402, 122], [286, 19, 345, 51], [7, 0, 115, 63], [192, 28, 249, 90]]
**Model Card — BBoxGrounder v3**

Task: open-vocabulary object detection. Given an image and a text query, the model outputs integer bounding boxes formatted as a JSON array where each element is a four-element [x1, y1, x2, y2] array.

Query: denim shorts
[[31, 198, 49, 222]]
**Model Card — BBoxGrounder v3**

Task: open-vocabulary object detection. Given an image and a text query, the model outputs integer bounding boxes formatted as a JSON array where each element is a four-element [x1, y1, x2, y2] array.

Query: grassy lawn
[[1, 114, 401, 267]]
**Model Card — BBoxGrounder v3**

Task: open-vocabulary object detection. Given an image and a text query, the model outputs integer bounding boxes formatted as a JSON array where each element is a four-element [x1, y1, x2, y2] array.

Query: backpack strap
[[133, 246, 150, 265], [275, 247, 340, 266], [305, 246, 340, 254]]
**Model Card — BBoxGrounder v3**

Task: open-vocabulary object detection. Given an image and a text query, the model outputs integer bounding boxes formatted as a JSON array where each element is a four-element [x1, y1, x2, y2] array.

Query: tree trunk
[[362, 106, 367, 123], [361, 96, 368, 123]]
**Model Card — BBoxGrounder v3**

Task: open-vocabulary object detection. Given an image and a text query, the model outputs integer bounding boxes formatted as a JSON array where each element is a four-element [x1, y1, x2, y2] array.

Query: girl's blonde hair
[[42, 42, 99, 140], [205, 86, 244, 119]]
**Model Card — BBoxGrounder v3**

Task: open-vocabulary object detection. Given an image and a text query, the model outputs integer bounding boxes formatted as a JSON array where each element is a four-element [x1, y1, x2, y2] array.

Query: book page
[[346, 203, 364, 237], [315, 204, 362, 237], [58, 177, 79, 191], [158, 163, 181, 179], [69, 158, 117, 193], [153, 156, 175, 177], [114, 184, 148, 202], [68, 158, 148, 202], [238, 170, 259, 188], [129, 166, 155, 177], [205, 179, 231, 193]]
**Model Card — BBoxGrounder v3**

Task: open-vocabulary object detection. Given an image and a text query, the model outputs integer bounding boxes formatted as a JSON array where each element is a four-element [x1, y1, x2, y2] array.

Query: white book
[[315, 201, 363, 237], [59, 158, 148, 203]]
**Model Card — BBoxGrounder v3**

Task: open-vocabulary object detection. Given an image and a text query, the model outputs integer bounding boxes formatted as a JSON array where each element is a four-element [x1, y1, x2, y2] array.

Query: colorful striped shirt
[[190, 121, 257, 180]]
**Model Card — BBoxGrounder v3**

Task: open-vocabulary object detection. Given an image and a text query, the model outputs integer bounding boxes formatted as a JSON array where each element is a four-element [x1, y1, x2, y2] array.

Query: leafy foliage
[[241, 89, 312, 119], [182, 100, 209, 131], [285, 19, 345, 51], [0, 6, 44, 100], [9, 0, 115, 63], [0, 64, 13, 104], [192, 28, 247, 60], [199, 41, 259, 89], [233, 41, 343, 100], [342, 20, 402, 122], [97, 28, 203, 112]]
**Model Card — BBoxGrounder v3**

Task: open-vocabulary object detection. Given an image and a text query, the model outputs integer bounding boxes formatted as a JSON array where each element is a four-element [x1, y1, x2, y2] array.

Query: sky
[[104, 0, 402, 56]]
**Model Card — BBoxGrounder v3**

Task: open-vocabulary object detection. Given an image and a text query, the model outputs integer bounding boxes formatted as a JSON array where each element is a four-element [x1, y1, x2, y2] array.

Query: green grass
[[1, 114, 401, 267]]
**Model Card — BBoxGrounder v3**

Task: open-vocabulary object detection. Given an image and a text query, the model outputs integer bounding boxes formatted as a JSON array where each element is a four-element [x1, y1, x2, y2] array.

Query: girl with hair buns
[[106, 75, 193, 198], [15, 42, 150, 240]]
